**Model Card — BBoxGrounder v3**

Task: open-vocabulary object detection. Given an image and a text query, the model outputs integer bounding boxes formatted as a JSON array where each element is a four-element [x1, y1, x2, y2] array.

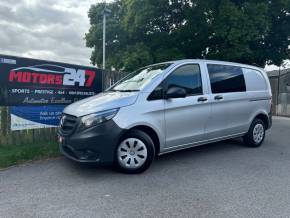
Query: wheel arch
[[251, 112, 270, 130], [120, 125, 161, 155]]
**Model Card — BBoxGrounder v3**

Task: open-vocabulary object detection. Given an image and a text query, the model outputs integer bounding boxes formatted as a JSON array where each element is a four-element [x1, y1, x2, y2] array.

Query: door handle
[[214, 95, 223, 100], [197, 96, 208, 102]]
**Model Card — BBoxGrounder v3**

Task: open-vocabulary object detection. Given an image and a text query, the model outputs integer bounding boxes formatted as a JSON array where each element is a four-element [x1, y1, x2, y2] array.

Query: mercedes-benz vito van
[[58, 59, 272, 173]]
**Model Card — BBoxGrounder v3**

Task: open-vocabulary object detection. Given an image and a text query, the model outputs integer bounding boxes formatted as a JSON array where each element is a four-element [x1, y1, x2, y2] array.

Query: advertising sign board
[[0, 54, 103, 130], [0, 54, 102, 106], [10, 105, 65, 130]]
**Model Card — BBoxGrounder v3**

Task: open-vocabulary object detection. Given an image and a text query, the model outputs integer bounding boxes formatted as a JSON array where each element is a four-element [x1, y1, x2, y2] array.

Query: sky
[[0, 0, 106, 66], [0, 0, 288, 70]]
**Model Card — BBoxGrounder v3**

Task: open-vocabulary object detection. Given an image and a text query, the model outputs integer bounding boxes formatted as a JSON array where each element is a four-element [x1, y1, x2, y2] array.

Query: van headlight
[[80, 108, 119, 129]]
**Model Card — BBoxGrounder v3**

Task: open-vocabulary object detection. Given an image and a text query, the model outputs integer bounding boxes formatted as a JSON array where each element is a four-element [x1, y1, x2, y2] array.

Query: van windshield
[[109, 63, 172, 92]]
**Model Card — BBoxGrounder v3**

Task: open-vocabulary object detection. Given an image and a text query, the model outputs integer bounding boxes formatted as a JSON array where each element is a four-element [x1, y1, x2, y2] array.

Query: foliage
[[85, 0, 290, 71], [0, 143, 59, 169]]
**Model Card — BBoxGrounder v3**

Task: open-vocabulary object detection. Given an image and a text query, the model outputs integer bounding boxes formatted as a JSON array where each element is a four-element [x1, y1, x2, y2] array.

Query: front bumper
[[58, 120, 125, 165]]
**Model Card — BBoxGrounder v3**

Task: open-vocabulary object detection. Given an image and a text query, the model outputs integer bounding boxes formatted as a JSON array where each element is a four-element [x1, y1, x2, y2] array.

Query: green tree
[[85, 0, 290, 72]]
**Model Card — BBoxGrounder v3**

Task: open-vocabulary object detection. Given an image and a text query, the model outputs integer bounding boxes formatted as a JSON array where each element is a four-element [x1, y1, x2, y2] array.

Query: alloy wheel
[[253, 123, 264, 144]]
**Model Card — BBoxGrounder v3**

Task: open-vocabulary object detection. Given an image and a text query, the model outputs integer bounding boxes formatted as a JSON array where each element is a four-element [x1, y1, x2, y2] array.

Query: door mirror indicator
[[165, 86, 187, 99]]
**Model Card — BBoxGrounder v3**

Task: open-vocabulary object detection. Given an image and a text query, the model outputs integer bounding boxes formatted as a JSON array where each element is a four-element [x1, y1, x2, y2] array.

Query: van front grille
[[59, 114, 77, 135]]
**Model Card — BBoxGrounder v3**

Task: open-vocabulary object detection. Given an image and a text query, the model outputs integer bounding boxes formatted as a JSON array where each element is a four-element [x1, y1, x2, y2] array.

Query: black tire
[[114, 130, 155, 174], [243, 118, 266, 147]]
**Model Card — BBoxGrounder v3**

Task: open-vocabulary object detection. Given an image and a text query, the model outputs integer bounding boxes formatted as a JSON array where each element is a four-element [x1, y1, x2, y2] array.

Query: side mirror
[[165, 86, 187, 99]]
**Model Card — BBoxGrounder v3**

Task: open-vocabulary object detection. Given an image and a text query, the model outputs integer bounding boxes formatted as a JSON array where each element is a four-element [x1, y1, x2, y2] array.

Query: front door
[[164, 64, 211, 149]]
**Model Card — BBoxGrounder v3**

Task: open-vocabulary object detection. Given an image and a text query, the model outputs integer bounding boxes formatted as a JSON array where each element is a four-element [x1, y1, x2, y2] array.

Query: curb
[[273, 116, 290, 120]]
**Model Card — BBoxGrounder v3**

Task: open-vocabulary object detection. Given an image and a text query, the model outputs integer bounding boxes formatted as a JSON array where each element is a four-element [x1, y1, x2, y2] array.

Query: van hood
[[63, 91, 138, 117]]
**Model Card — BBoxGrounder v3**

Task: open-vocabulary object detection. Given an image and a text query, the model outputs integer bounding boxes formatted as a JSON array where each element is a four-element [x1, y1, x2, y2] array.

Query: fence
[[0, 107, 57, 146], [268, 69, 290, 117], [102, 70, 127, 89]]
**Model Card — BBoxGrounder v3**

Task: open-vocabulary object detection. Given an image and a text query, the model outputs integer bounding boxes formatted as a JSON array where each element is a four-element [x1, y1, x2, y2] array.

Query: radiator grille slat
[[59, 114, 77, 135]]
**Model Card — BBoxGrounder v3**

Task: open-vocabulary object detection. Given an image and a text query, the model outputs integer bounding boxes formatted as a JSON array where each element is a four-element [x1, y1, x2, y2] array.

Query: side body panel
[[203, 61, 249, 138], [163, 62, 211, 149], [114, 60, 272, 155], [243, 68, 272, 127], [113, 61, 212, 153], [113, 92, 166, 150], [203, 62, 272, 140]]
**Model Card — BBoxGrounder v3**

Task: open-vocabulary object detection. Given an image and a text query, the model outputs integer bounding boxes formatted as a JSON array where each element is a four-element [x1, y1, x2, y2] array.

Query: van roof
[[177, 59, 263, 70], [149, 59, 264, 72]]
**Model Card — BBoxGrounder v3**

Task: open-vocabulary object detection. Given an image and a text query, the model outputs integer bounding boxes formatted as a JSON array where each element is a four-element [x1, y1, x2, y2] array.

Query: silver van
[[58, 59, 272, 173]]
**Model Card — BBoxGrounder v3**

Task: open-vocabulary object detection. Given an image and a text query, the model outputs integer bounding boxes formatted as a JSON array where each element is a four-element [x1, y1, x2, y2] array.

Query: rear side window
[[165, 64, 202, 96], [207, 64, 246, 93]]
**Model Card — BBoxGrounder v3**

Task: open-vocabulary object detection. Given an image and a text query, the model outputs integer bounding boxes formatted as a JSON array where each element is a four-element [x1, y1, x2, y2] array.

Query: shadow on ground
[[61, 138, 246, 176]]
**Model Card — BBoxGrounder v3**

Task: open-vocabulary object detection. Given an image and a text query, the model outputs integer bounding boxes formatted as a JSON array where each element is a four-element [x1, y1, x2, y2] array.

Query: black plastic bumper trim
[[58, 119, 125, 164]]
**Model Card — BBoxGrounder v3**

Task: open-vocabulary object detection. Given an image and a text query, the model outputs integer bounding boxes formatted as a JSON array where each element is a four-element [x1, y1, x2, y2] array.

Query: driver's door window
[[165, 64, 202, 96]]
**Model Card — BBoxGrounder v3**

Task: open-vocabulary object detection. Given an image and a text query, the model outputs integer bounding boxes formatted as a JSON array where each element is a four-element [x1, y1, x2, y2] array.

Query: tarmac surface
[[1, 117, 290, 218]]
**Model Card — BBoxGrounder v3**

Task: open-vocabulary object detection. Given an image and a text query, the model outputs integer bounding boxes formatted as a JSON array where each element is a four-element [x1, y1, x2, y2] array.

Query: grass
[[0, 142, 60, 169]]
